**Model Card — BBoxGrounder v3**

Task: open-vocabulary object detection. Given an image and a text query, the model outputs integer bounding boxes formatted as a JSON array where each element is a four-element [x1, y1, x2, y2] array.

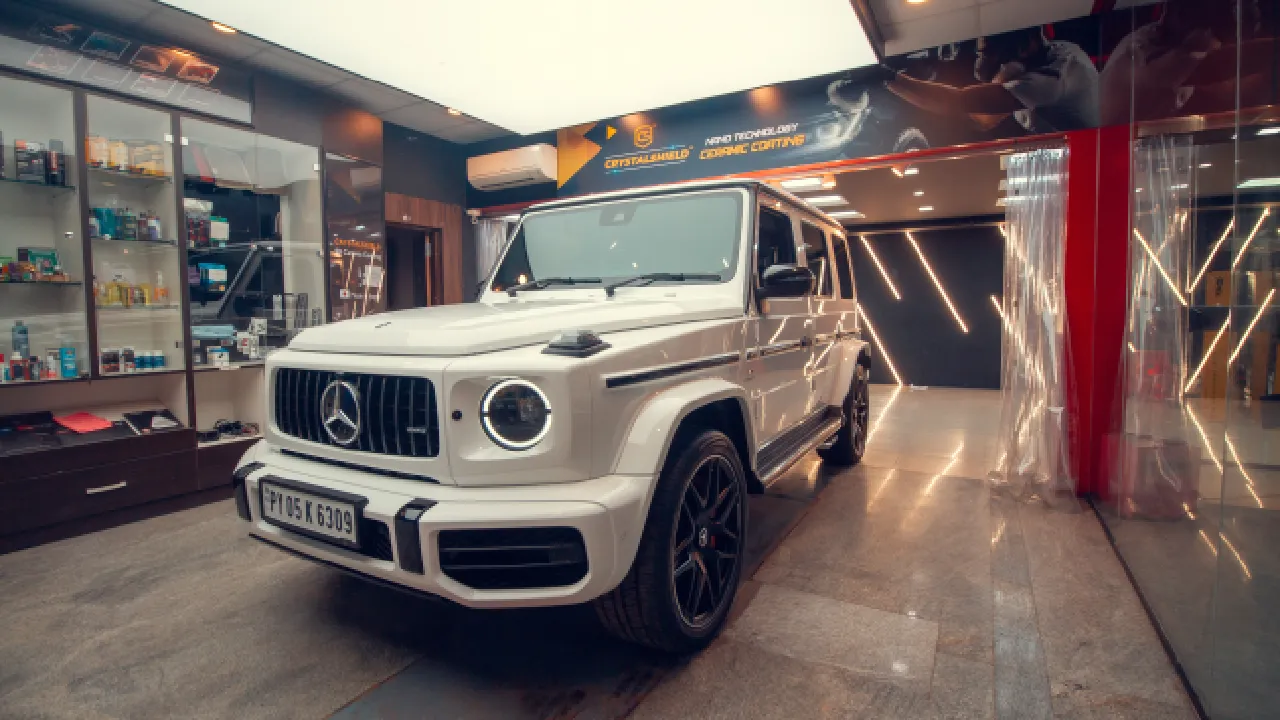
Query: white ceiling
[[155, 0, 879, 135], [869, 0, 1141, 57], [28, 0, 510, 144]]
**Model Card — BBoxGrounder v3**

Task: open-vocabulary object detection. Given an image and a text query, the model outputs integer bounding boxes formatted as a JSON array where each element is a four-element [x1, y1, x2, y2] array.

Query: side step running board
[[758, 417, 844, 486]]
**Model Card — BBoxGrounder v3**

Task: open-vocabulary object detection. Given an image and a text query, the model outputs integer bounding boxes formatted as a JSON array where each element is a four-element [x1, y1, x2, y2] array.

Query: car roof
[[523, 178, 845, 235]]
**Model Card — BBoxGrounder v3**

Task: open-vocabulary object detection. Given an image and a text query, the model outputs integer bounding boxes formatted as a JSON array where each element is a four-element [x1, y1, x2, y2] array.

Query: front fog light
[[480, 379, 552, 450]]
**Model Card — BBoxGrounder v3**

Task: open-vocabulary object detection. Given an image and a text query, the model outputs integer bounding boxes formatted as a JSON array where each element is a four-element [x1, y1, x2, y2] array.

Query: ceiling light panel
[[779, 177, 826, 191], [805, 195, 848, 207], [159, 0, 877, 134]]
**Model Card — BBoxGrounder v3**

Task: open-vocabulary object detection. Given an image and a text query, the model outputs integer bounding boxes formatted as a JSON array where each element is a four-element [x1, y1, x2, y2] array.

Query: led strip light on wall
[[1231, 208, 1271, 271], [1187, 218, 1235, 292], [1227, 288, 1277, 366], [905, 232, 969, 333], [1132, 229, 1187, 306], [1184, 315, 1231, 394], [860, 235, 901, 300], [856, 306, 904, 386]]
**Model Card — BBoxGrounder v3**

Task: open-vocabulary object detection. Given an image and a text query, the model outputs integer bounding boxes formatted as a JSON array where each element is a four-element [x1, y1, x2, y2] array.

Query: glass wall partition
[[1100, 2, 1280, 717], [0, 75, 87, 382], [86, 94, 184, 374]]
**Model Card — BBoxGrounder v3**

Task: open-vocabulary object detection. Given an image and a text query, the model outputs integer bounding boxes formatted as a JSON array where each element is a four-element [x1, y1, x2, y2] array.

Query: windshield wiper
[[506, 276, 601, 296], [604, 272, 722, 297]]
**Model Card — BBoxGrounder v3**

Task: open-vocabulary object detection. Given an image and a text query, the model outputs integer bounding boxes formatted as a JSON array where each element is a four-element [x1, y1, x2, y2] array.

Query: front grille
[[438, 527, 589, 590], [274, 368, 439, 458], [359, 519, 394, 562]]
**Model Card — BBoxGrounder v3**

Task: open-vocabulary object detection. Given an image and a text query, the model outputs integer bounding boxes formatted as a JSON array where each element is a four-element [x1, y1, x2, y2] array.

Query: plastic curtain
[[1108, 135, 1199, 518], [991, 148, 1075, 505], [475, 219, 511, 289]]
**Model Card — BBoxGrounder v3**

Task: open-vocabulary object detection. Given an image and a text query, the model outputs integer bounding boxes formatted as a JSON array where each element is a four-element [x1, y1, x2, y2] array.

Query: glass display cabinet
[[181, 118, 324, 374], [0, 75, 87, 383], [85, 94, 184, 375]]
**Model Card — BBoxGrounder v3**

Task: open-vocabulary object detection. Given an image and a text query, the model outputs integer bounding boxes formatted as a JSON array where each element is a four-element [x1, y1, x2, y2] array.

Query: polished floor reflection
[[0, 387, 1193, 719]]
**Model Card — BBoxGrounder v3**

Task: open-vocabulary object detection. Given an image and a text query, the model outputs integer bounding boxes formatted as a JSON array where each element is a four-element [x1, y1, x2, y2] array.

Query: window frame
[[754, 204, 801, 290], [800, 219, 836, 299], [831, 231, 857, 302]]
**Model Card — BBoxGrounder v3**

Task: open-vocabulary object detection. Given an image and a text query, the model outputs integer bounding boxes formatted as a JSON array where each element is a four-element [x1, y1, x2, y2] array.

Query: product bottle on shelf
[[11, 321, 29, 358]]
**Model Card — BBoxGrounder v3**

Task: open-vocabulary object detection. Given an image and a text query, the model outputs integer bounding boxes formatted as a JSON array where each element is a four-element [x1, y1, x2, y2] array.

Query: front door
[[745, 205, 813, 445]]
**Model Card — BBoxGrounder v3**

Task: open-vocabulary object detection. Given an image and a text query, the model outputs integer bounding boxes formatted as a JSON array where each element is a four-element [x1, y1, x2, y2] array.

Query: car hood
[[287, 297, 743, 356]]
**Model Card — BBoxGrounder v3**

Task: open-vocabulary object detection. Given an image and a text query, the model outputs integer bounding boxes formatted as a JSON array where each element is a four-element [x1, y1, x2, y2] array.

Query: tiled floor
[[0, 386, 1195, 719]]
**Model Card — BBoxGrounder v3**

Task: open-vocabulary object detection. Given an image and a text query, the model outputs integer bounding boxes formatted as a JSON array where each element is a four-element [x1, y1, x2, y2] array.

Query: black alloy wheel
[[819, 364, 869, 466], [595, 430, 748, 652], [671, 454, 744, 629]]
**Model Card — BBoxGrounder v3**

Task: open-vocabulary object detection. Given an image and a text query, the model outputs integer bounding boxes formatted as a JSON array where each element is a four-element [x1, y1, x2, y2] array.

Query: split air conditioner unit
[[467, 144, 557, 191]]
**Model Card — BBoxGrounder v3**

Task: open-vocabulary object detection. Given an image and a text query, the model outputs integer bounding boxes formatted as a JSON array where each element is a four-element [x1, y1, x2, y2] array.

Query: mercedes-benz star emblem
[[320, 380, 361, 446]]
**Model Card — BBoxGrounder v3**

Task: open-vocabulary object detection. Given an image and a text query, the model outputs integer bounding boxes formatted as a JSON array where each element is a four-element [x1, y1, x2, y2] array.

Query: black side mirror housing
[[757, 264, 815, 300]]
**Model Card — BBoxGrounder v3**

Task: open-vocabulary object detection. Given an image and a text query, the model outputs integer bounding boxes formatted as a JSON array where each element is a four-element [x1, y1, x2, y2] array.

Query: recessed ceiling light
[[1200, 163, 1213, 168], [904, 167, 920, 176], [1172, 183, 1190, 190], [805, 195, 847, 207], [779, 177, 825, 192], [447, 107, 462, 116], [210, 21, 236, 34], [161, 0, 879, 134], [907, 0, 928, 4], [828, 210, 865, 219], [919, 206, 934, 212], [913, 190, 924, 197], [1258, 127, 1280, 136]]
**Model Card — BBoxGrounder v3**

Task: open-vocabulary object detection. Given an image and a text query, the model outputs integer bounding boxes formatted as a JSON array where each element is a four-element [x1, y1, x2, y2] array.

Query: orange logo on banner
[[634, 124, 655, 149]]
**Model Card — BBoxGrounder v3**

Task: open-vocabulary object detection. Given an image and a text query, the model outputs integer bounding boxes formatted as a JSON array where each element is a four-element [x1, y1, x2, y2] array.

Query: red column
[[1064, 125, 1133, 496]]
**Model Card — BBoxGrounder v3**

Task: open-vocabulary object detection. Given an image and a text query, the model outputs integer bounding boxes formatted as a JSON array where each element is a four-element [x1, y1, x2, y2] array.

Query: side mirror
[[757, 264, 814, 299]]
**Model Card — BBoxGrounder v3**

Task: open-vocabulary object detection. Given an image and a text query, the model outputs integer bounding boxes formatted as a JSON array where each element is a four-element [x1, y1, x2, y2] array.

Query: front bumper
[[234, 443, 654, 608]]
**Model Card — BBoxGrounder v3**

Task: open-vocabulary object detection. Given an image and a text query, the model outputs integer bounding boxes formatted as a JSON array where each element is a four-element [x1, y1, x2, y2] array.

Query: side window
[[801, 221, 834, 297], [756, 206, 797, 283], [831, 233, 856, 301]]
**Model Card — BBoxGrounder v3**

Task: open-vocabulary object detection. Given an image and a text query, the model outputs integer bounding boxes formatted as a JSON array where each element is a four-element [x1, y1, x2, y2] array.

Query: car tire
[[595, 429, 747, 653], [818, 363, 869, 467]]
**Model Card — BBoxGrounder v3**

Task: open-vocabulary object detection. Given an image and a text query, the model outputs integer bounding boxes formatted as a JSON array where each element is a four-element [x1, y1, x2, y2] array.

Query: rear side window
[[801, 222, 834, 297], [831, 234, 856, 300], [756, 206, 797, 283]]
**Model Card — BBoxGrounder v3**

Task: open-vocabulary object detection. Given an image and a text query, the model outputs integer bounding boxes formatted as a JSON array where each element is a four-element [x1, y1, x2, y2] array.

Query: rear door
[[800, 220, 842, 413]]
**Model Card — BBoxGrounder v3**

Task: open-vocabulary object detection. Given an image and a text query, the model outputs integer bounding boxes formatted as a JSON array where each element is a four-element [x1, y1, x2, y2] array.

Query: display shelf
[[87, 166, 173, 185], [92, 237, 179, 248], [0, 375, 89, 388], [95, 304, 182, 312], [0, 177, 75, 193], [100, 367, 184, 378], [193, 361, 265, 372], [0, 280, 83, 286]]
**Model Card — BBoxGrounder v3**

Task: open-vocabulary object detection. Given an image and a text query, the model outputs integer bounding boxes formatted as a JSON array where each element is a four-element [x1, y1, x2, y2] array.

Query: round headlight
[[480, 379, 552, 450]]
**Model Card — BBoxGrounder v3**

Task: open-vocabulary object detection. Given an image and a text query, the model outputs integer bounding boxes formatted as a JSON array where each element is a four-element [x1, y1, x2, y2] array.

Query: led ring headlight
[[479, 379, 552, 451]]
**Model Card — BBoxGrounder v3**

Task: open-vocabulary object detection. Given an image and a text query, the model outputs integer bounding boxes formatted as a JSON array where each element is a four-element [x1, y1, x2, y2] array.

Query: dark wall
[[852, 226, 1004, 389], [384, 123, 467, 206], [252, 72, 328, 148], [464, 131, 558, 209]]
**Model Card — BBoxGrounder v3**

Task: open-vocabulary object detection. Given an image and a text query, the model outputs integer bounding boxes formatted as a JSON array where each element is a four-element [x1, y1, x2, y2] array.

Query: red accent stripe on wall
[[1064, 129, 1099, 494]]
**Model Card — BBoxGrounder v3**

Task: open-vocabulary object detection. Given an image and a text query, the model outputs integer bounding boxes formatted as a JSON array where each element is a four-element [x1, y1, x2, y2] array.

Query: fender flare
[[613, 376, 756, 478], [830, 338, 871, 405]]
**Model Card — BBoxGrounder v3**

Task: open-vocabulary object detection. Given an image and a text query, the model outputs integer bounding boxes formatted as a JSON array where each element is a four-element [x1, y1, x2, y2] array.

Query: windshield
[[489, 190, 744, 293]]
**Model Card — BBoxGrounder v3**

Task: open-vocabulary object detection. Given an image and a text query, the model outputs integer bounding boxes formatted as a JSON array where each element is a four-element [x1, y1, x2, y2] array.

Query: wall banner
[[557, 1, 1278, 196]]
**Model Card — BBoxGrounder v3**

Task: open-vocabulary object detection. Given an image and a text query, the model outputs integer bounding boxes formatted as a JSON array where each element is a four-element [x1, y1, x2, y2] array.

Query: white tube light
[[1184, 315, 1231, 394], [1224, 434, 1265, 509], [804, 195, 847, 207], [860, 235, 901, 300], [779, 177, 825, 192], [1227, 288, 1276, 366], [989, 295, 1004, 319], [906, 232, 969, 333], [1188, 219, 1235, 292], [1220, 533, 1253, 580], [1231, 208, 1271, 270], [1133, 229, 1188, 306], [856, 306, 904, 385]]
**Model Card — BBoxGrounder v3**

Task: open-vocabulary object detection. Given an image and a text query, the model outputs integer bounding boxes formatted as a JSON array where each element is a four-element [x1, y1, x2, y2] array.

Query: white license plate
[[260, 481, 359, 547]]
